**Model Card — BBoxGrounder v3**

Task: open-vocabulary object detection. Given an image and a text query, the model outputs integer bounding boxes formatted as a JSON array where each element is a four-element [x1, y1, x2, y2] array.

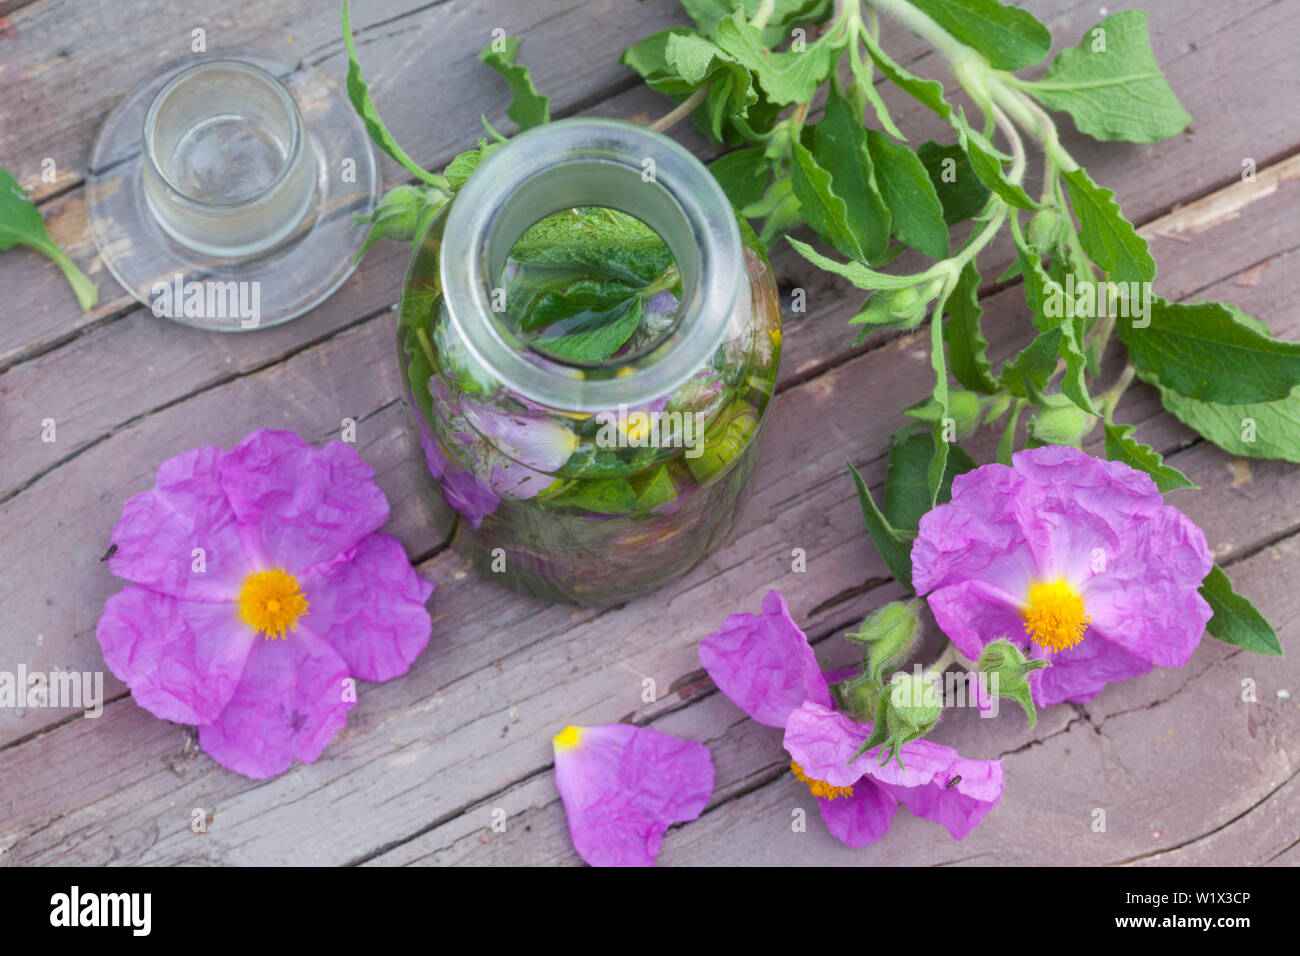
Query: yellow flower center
[[553, 725, 584, 751], [791, 760, 854, 800], [238, 568, 309, 640], [1022, 578, 1090, 652]]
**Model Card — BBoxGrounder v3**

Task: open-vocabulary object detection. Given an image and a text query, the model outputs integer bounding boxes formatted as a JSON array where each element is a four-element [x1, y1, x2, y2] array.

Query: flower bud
[[882, 286, 927, 327], [353, 184, 448, 255], [1028, 394, 1097, 448], [949, 389, 982, 436], [853, 668, 943, 767], [831, 672, 882, 720], [888, 670, 943, 732], [1025, 208, 1063, 255], [847, 601, 920, 682], [976, 637, 1049, 726]]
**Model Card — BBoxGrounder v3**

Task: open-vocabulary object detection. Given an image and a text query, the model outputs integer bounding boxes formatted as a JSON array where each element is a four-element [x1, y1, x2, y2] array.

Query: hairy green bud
[[1028, 394, 1097, 448]]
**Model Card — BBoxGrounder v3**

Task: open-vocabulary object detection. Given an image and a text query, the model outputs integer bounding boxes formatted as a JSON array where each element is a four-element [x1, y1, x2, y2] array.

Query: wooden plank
[[2, 201, 1296, 864]]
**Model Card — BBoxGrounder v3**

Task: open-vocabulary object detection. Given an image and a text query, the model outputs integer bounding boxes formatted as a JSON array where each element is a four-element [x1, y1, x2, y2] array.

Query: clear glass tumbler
[[397, 118, 781, 604]]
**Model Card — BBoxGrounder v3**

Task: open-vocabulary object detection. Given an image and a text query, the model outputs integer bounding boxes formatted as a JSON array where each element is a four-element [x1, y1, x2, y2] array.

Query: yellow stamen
[[553, 725, 584, 751], [1022, 578, 1090, 652], [238, 568, 309, 640], [791, 760, 854, 800]]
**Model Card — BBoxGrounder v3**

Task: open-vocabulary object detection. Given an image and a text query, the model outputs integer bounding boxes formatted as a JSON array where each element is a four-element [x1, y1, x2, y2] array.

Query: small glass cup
[[141, 59, 315, 258]]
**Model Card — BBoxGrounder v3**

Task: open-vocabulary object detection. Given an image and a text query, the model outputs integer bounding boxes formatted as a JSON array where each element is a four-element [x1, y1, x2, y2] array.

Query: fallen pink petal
[[552, 723, 714, 867]]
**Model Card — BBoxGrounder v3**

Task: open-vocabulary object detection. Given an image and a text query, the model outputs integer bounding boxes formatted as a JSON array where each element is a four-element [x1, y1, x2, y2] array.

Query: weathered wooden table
[[1, 0, 1296, 866]]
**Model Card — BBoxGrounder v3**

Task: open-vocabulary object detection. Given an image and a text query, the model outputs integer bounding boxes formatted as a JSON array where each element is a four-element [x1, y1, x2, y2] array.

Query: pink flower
[[553, 724, 714, 866], [911, 446, 1213, 707], [784, 702, 1003, 846], [700, 591, 1002, 847], [96, 430, 434, 778]]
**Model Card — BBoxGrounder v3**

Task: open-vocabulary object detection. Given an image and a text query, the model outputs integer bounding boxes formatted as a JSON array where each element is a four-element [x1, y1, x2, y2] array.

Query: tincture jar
[[397, 118, 781, 604]]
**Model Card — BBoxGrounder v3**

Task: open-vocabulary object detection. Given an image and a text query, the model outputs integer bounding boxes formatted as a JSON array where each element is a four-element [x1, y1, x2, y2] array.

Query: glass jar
[[396, 118, 781, 605]]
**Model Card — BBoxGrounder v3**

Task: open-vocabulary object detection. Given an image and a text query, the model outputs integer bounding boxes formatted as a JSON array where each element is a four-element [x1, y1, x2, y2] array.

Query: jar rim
[[439, 118, 743, 413]]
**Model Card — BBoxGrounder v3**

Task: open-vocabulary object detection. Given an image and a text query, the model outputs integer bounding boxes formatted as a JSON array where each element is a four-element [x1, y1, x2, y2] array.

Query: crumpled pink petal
[[418, 425, 499, 529], [783, 701, 872, 789], [109, 446, 249, 602], [925, 579, 1026, 663], [301, 533, 434, 681], [97, 585, 254, 725], [698, 590, 832, 728], [868, 737, 1005, 841], [553, 724, 714, 867], [461, 401, 576, 474], [1079, 505, 1212, 667], [815, 782, 898, 847], [219, 430, 388, 573], [1029, 631, 1153, 707], [198, 627, 354, 779], [784, 702, 1003, 842]]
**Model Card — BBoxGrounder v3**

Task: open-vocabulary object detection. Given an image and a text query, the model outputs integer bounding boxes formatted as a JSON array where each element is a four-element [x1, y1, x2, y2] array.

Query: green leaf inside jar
[[501, 206, 682, 363]]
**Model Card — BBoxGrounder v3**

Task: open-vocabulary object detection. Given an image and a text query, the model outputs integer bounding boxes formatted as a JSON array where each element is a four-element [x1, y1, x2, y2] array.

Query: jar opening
[[499, 205, 684, 369], [440, 119, 743, 413]]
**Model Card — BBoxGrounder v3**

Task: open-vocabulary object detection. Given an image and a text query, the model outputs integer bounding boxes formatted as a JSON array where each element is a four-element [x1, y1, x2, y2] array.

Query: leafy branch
[[621, 0, 1286, 655]]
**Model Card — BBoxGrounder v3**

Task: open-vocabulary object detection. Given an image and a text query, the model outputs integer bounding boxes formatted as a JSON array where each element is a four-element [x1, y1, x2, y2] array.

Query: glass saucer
[[87, 49, 379, 332]]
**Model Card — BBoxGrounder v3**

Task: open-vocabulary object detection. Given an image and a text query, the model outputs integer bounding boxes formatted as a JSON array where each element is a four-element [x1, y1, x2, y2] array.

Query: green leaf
[[709, 148, 769, 210], [786, 237, 919, 291], [444, 139, 501, 190], [1001, 328, 1062, 397], [1027, 11, 1191, 143], [905, 0, 1052, 70], [996, 398, 1025, 465], [917, 141, 990, 226], [634, 466, 678, 511], [1062, 166, 1155, 285], [950, 108, 1039, 210], [943, 262, 999, 393], [544, 477, 639, 515], [478, 36, 550, 130], [884, 428, 977, 531], [665, 32, 759, 139], [1200, 564, 1282, 656], [342, 0, 443, 187], [1016, 242, 1055, 331], [864, 130, 949, 259], [860, 29, 951, 119], [536, 297, 643, 364], [1103, 423, 1197, 492], [0, 167, 97, 310], [1157, 386, 1300, 464], [926, 307, 950, 506], [790, 143, 864, 261], [813, 83, 891, 262], [846, 43, 905, 141], [848, 460, 915, 591], [714, 9, 838, 105], [1120, 299, 1300, 404], [679, 0, 833, 47], [621, 27, 698, 92]]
